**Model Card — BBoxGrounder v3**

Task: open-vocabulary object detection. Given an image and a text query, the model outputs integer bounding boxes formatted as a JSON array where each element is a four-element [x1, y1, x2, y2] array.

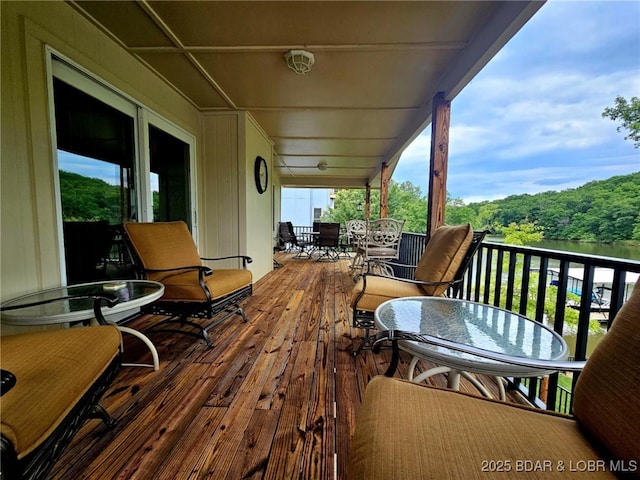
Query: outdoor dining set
[[277, 218, 405, 268]]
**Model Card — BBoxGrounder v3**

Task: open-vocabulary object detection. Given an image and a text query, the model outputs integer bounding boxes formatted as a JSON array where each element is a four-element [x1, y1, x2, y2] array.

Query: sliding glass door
[[50, 53, 196, 284]]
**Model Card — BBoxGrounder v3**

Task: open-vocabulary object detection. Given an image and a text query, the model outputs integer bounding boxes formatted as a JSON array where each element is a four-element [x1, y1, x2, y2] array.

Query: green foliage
[[462, 172, 640, 242], [602, 96, 640, 148], [480, 254, 603, 335], [499, 221, 544, 246], [59, 170, 122, 223], [322, 180, 428, 233]]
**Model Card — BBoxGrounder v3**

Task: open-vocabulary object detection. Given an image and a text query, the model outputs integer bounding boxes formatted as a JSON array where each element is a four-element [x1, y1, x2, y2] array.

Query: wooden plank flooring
[[51, 253, 528, 480]]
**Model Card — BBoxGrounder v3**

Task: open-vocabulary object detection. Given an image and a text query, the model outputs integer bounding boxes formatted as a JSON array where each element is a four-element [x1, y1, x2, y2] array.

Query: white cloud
[[393, 1, 639, 202]]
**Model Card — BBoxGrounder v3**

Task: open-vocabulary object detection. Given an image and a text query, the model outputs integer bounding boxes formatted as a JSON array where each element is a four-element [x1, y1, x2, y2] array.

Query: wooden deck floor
[[51, 253, 527, 480]]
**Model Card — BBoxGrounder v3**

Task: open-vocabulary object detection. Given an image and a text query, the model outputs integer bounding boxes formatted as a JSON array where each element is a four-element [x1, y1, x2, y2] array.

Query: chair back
[[346, 219, 367, 246], [361, 218, 405, 261], [317, 222, 340, 248], [449, 229, 489, 298], [123, 221, 201, 281], [414, 224, 473, 296], [572, 278, 640, 465], [278, 222, 294, 244], [285, 221, 301, 245]]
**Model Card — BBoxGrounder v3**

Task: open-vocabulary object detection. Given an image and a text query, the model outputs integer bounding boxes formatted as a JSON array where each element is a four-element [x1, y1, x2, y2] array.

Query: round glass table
[[374, 296, 569, 399], [1, 280, 164, 370]]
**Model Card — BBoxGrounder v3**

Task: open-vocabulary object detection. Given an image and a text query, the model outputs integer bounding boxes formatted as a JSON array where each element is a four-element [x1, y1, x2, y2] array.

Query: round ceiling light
[[284, 50, 315, 74]]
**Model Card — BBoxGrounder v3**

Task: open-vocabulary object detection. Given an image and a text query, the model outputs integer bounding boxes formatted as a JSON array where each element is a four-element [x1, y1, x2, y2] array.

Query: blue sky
[[394, 0, 640, 204]]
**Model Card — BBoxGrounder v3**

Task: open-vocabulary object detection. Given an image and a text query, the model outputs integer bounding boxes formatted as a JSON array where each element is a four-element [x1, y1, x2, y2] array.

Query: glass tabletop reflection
[[374, 296, 568, 376]]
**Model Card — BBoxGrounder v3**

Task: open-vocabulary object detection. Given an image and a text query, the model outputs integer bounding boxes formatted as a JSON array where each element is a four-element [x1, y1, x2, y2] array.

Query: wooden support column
[[379, 161, 389, 218], [427, 91, 451, 238], [364, 184, 371, 220]]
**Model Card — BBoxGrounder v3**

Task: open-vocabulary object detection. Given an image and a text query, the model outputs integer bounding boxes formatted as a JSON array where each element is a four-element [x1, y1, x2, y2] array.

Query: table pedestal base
[[115, 325, 160, 370], [408, 356, 506, 400]]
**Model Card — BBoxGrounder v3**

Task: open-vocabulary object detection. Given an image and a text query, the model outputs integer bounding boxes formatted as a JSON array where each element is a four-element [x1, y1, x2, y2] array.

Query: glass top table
[[0, 280, 164, 325], [374, 296, 569, 398], [1, 280, 165, 370]]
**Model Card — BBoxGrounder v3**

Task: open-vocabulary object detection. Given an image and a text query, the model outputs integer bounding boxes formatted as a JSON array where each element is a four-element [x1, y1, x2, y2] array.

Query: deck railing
[[290, 225, 640, 411], [397, 232, 640, 412]]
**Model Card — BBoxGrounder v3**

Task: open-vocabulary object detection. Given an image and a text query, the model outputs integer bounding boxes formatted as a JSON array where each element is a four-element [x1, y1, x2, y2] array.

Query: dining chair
[[123, 221, 253, 348], [315, 222, 341, 261], [350, 224, 487, 354], [345, 219, 367, 269], [354, 218, 405, 276], [286, 222, 313, 258]]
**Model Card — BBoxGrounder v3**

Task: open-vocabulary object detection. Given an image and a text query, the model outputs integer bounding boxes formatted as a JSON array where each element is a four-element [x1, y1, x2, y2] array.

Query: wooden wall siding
[[50, 255, 525, 480]]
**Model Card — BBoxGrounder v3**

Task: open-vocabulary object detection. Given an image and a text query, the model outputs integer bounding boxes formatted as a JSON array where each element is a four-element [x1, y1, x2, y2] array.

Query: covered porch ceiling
[[70, 1, 544, 189]]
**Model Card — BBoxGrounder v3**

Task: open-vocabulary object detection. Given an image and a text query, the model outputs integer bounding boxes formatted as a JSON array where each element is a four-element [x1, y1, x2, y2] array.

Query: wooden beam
[[364, 184, 371, 220], [427, 92, 451, 237], [379, 162, 389, 218]]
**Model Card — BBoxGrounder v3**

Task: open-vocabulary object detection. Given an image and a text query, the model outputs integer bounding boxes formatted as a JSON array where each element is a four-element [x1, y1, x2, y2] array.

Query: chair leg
[[353, 335, 372, 356], [90, 403, 118, 428], [146, 305, 248, 349]]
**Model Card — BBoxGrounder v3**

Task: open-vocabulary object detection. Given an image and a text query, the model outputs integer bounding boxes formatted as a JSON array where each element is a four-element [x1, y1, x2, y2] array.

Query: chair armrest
[[144, 265, 213, 275], [201, 255, 253, 269], [371, 329, 586, 377], [0, 294, 119, 326]]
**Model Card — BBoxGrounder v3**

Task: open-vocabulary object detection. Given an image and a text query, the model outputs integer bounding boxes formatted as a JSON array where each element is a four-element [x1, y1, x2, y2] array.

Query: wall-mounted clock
[[254, 155, 268, 194]]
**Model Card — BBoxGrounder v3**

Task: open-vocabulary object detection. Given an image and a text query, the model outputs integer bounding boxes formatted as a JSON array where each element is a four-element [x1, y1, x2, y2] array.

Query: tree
[[602, 96, 640, 148], [499, 221, 544, 246], [322, 180, 428, 233]]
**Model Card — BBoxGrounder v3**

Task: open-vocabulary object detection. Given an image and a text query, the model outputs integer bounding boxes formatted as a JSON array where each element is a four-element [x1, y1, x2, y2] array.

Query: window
[[50, 53, 196, 284]]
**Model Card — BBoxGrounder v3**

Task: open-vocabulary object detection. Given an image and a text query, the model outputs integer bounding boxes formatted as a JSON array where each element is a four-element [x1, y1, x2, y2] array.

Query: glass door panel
[[149, 124, 191, 228]]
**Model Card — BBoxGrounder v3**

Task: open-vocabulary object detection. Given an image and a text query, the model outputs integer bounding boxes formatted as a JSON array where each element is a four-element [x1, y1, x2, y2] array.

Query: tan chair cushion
[[124, 221, 202, 273], [573, 278, 640, 466], [0, 326, 121, 459], [414, 223, 473, 296], [349, 376, 615, 480], [124, 221, 252, 302], [162, 268, 253, 301], [350, 276, 425, 313]]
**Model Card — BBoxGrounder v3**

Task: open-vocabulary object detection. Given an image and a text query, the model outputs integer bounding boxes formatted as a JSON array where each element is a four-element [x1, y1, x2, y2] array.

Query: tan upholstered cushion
[[349, 376, 615, 480], [414, 223, 473, 296], [162, 268, 253, 301], [124, 221, 202, 274], [0, 326, 121, 458], [350, 276, 425, 312], [573, 279, 640, 467]]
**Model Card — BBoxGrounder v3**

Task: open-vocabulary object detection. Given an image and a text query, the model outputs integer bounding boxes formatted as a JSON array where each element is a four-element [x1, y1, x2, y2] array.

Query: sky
[[394, 0, 640, 204]]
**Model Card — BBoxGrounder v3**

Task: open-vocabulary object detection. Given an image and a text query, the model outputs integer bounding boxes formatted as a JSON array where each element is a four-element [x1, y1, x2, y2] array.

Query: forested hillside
[[61, 167, 639, 243], [454, 172, 640, 242], [59, 170, 122, 223]]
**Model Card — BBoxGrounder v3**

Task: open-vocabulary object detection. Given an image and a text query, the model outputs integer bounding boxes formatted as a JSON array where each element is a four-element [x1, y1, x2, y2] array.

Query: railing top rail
[[482, 241, 640, 272]]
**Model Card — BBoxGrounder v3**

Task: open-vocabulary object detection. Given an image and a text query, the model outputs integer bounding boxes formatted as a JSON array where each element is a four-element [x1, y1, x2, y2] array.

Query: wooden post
[[539, 376, 549, 404], [364, 184, 371, 220], [380, 162, 389, 218], [427, 91, 451, 238]]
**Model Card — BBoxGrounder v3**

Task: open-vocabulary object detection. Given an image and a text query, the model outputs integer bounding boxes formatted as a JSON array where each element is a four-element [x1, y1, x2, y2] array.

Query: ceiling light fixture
[[317, 160, 328, 171], [284, 50, 315, 74]]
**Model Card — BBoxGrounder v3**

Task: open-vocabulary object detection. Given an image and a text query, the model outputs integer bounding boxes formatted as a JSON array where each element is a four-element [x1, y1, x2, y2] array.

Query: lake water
[[527, 239, 640, 262]]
